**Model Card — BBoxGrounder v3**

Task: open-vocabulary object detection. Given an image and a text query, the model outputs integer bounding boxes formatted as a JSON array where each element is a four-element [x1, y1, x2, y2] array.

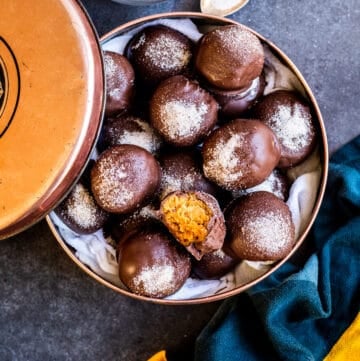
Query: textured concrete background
[[0, 1, 359, 360]]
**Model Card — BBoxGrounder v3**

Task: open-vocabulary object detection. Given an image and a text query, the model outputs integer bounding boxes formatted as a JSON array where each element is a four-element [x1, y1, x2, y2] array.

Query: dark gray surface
[[0, 1, 359, 360]]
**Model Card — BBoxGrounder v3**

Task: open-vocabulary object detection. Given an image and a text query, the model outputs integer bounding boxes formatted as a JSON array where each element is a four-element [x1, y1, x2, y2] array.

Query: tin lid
[[0, 0, 104, 239]]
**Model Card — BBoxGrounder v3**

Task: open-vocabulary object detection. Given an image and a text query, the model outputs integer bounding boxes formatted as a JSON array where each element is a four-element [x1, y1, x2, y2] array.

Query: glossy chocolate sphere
[[202, 119, 281, 190], [118, 225, 191, 298]]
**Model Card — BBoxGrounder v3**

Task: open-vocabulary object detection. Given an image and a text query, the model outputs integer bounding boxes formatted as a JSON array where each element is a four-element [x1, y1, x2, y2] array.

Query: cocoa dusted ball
[[103, 51, 135, 116], [150, 75, 218, 147], [225, 191, 295, 261], [202, 119, 281, 191], [118, 225, 191, 298], [160, 191, 226, 260], [192, 248, 239, 280], [252, 90, 317, 168], [55, 182, 109, 234], [125, 25, 193, 86], [91, 145, 161, 214], [98, 114, 162, 154], [158, 149, 218, 199], [195, 25, 264, 91]]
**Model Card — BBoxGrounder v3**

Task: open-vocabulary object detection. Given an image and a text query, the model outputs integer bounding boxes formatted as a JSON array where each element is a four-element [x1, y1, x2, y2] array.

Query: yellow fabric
[[147, 350, 167, 361], [324, 313, 360, 360]]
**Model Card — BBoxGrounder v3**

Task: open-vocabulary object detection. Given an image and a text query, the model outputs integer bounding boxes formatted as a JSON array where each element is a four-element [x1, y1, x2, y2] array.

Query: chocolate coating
[[150, 75, 218, 147], [98, 114, 162, 154], [91, 145, 161, 214], [118, 225, 191, 298], [104, 51, 135, 116], [210, 75, 265, 118], [252, 90, 317, 168], [125, 25, 193, 87], [159, 149, 218, 199], [55, 182, 109, 234], [202, 119, 281, 190], [160, 191, 226, 260], [106, 205, 160, 247], [195, 25, 264, 90], [232, 168, 290, 202], [192, 248, 239, 279], [226, 191, 295, 261]]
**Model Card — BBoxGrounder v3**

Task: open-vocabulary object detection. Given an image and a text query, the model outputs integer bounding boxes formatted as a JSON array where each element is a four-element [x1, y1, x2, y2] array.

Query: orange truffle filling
[[162, 193, 213, 246]]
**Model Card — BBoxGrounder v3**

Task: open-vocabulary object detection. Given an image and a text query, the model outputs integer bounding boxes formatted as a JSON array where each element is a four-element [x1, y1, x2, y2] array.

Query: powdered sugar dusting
[[104, 53, 118, 79], [137, 205, 157, 219], [144, 34, 191, 71], [66, 184, 100, 229], [104, 52, 132, 101], [116, 204, 158, 233], [95, 154, 134, 209], [132, 33, 146, 50], [213, 25, 261, 62], [270, 104, 312, 151], [212, 249, 226, 260], [160, 100, 208, 138], [233, 171, 287, 201], [204, 133, 245, 185], [243, 211, 292, 255], [133, 264, 175, 295], [160, 171, 197, 199], [113, 118, 162, 154]]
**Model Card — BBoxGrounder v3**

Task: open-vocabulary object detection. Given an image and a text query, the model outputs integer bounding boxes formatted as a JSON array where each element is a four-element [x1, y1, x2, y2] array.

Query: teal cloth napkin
[[194, 136, 360, 361]]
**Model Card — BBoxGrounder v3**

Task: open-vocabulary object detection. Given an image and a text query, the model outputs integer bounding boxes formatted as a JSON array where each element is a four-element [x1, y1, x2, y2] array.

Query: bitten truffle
[[202, 119, 281, 190], [150, 75, 218, 147], [225, 191, 295, 261], [160, 191, 226, 260], [91, 145, 161, 214], [104, 51, 135, 116], [195, 25, 264, 90], [252, 90, 316, 168], [118, 225, 191, 298]]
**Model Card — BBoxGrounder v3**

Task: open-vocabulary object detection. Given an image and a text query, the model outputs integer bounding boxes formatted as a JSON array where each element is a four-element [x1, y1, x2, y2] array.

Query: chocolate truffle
[[192, 248, 239, 279], [210, 75, 265, 118], [91, 144, 161, 214], [232, 168, 290, 201], [55, 182, 109, 234], [118, 225, 191, 298], [150, 75, 218, 147], [202, 119, 281, 190], [160, 191, 226, 260], [104, 51, 135, 116], [226, 191, 295, 261], [159, 149, 218, 199], [252, 90, 317, 168], [98, 114, 162, 154], [125, 25, 193, 86], [107, 205, 159, 246], [195, 25, 264, 90]]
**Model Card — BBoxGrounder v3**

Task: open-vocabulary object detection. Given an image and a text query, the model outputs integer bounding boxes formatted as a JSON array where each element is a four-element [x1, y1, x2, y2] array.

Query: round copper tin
[[0, 0, 104, 239], [47, 12, 328, 305]]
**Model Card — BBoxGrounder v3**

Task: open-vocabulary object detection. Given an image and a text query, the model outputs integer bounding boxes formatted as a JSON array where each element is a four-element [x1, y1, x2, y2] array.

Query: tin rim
[[47, 12, 328, 305]]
